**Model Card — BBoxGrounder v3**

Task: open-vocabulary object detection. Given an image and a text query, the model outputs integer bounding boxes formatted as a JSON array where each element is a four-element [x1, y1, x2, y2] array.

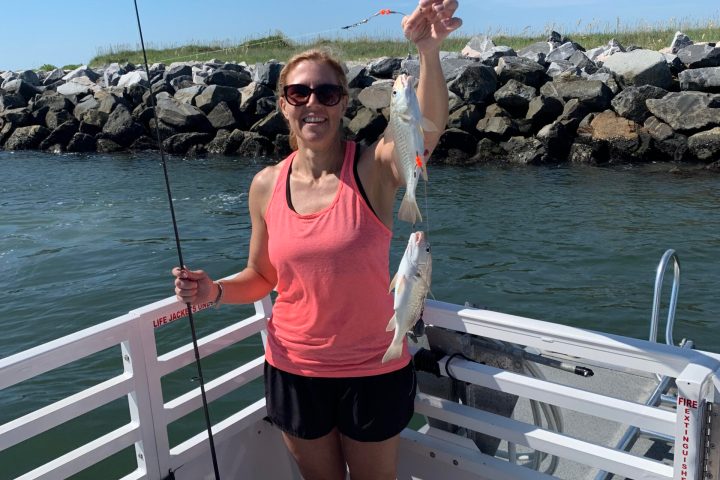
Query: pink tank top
[[264, 141, 410, 377]]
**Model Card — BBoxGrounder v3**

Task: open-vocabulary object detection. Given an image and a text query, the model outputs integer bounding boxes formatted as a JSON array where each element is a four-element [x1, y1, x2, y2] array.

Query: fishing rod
[[131, 1, 221, 479]]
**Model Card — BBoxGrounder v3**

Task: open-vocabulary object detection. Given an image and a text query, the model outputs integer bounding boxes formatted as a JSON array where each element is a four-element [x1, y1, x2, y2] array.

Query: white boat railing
[[2, 295, 719, 480]]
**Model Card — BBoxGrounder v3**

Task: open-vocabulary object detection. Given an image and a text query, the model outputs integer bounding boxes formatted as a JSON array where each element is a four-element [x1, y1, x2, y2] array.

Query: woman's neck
[[293, 139, 345, 180]]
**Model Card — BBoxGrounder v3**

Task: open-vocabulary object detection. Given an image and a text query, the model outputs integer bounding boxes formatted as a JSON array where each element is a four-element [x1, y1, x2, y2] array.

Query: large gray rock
[[163, 132, 213, 154], [163, 64, 193, 84], [526, 95, 564, 130], [250, 110, 288, 139], [1, 93, 27, 110], [687, 127, 720, 161], [669, 32, 693, 54], [448, 64, 498, 104], [517, 41, 552, 64], [57, 77, 97, 96], [101, 104, 145, 146], [174, 85, 204, 105], [676, 44, 720, 68], [40, 119, 79, 150], [195, 84, 240, 113], [546, 42, 581, 63], [679, 67, 720, 92], [646, 92, 720, 131], [253, 61, 282, 89], [368, 57, 402, 78], [357, 80, 393, 110], [156, 96, 213, 132], [462, 35, 496, 58], [206, 101, 240, 130], [42, 68, 65, 86], [495, 56, 547, 88], [611, 85, 668, 123], [493, 79, 536, 117], [62, 65, 99, 82], [601, 49, 673, 88], [66, 132, 96, 152], [207, 68, 252, 88], [117, 71, 148, 88], [2, 79, 41, 101], [540, 77, 613, 111], [4, 125, 51, 150], [478, 47, 516, 66]]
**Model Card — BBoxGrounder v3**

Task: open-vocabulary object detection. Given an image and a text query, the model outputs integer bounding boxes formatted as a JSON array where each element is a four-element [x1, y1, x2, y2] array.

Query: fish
[[387, 73, 437, 224], [382, 231, 433, 363]]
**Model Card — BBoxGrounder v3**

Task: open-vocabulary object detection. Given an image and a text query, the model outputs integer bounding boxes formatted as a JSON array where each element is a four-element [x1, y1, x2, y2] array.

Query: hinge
[[702, 402, 720, 479]]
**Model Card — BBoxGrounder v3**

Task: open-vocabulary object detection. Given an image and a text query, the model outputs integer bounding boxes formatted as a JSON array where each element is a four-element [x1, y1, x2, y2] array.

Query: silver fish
[[388, 74, 436, 224], [382, 231, 432, 363]]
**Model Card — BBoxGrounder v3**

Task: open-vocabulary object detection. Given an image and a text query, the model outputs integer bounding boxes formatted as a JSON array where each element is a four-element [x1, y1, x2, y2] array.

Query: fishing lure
[[341, 9, 406, 29]]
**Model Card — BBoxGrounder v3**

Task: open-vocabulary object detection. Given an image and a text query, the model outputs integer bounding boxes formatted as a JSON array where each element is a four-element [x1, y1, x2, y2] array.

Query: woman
[[173, 1, 461, 478]]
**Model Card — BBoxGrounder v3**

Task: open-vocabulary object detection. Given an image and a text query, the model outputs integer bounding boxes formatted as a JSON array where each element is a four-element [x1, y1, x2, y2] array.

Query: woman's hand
[[402, 0, 462, 53], [172, 267, 216, 305]]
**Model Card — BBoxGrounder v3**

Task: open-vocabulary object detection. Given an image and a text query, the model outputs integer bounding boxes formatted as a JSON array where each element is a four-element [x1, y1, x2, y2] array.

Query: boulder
[[478, 47, 516, 67], [4, 125, 51, 150], [236, 131, 273, 157], [500, 136, 546, 165], [62, 65, 100, 82], [676, 44, 720, 68], [447, 104, 485, 133], [40, 119, 79, 150], [368, 57, 402, 78], [253, 61, 282, 89], [207, 68, 252, 88], [66, 132, 97, 152], [448, 64, 498, 104], [357, 80, 393, 110], [2, 79, 41, 101], [57, 77, 97, 96], [155, 96, 213, 133], [462, 35, 496, 58], [669, 32, 693, 54], [163, 132, 213, 154], [117, 70, 148, 88], [493, 79, 536, 117], [163, 64, 193, 84], [206, 101, 240, 130], [687, 127, 720, 161], [101, 105, 145, 146], [0, 93, 27, 110], [679, 67, 720, 93], [540, 77, 613, 111], [517, 41, 551, 64], [206, 129, 245, 155], [579, 109, 651, 163], [250, 110, 288, 139], [195, 84, 241, 113], [495, 56, 547, 88], [601, 49, 673, 88], [347, 107, 387, 143], [611, 85, 668, 123], [526, 95, 564, 130], [646, 92, 720, 131]]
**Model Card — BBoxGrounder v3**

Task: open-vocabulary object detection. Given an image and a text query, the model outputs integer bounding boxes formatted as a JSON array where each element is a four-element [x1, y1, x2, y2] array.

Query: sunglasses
[[283, 84, 345, 107]]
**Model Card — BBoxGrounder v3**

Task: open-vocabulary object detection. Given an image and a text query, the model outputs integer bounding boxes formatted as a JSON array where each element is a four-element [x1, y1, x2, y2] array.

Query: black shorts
[[264, 361, 416, 442]]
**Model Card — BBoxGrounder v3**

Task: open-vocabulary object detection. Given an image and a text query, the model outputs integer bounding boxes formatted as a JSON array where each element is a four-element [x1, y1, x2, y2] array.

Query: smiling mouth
[[303, 116, 327, 124]]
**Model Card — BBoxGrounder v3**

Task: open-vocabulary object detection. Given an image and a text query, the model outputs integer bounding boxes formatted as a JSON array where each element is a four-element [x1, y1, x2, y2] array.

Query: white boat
[[2, 250, 719, 480]]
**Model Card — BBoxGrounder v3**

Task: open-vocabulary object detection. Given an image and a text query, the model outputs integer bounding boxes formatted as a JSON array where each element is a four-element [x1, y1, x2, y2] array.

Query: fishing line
[[131, 2, 221, 479]]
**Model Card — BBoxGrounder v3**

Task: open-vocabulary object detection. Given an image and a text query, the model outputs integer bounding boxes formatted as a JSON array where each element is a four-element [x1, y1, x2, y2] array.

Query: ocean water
[[1, 150, 719, 478]]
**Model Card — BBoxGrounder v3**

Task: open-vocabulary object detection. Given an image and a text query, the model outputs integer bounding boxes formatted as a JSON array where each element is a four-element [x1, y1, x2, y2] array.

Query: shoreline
[[1, 31, 719, 169]]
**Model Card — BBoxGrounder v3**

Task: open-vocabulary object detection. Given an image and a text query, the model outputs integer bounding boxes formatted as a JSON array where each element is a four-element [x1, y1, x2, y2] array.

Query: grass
[[83, 18, 720, 69]]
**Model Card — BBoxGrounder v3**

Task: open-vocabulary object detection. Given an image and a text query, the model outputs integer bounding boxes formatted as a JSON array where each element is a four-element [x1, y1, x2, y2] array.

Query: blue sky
[[2, 0, 718, 71]]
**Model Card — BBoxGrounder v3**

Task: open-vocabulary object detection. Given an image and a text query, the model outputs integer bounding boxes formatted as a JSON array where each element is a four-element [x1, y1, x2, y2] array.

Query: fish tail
[[382, 339, 404, 363], [398, 192, 422, 224]]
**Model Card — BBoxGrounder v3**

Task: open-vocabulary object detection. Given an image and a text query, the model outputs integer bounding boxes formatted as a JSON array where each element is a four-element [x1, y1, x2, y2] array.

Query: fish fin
[[393, 276, 407, 309], [385, 313, 397, 332], [381, 339, 404, 363], [398, 193, 422, 224], [388, 271, 398, 293], [399, 113, 414, 123], [416, 155, 428, 181], [422, 117, 438, 132]]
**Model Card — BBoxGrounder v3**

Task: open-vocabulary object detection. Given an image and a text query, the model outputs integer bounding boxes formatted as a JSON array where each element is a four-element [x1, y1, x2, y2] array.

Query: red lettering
[[683, 435, 689, 442]]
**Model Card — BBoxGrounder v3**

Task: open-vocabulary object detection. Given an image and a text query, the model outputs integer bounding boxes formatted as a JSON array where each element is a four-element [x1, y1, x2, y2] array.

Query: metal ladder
[[593, 249, 683, 480]]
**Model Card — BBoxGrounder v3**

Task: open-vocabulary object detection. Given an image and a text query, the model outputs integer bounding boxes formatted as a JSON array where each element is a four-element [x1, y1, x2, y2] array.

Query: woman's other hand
[[402, 0, 462, 52], [172, 267, 216, 304]]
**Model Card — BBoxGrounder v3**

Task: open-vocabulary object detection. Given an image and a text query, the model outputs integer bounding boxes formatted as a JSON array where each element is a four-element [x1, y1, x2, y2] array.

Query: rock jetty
[[1, 31, 719, 169]]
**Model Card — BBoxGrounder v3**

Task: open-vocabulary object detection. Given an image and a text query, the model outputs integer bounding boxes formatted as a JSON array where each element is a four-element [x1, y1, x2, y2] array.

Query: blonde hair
[[277, 49, 349, 150]]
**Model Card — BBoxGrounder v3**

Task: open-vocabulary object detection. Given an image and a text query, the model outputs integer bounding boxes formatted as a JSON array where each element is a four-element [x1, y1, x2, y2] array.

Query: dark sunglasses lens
[[315, 85, 343, 106], [285, 85, 312, 105]]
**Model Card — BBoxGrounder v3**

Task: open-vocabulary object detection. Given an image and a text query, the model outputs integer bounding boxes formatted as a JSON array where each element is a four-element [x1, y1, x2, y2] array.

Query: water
[[1, 151, 719, 478]]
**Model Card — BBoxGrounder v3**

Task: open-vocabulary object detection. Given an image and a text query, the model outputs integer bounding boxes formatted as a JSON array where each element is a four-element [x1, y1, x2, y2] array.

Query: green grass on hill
[[86, 20, 720, 69]]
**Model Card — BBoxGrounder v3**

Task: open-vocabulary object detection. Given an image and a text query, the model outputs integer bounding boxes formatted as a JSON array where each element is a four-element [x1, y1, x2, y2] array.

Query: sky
[[2, 0, 719, 72]]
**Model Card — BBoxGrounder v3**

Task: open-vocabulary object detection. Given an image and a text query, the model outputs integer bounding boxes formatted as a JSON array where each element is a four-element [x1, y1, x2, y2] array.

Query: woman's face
[[279, 60, 347, 150]]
